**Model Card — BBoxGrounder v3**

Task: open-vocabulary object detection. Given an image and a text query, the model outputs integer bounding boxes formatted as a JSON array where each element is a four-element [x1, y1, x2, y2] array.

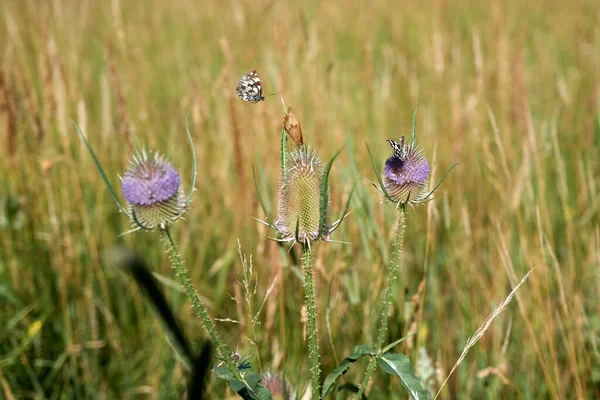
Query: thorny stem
[[356, 206, 406, 399], [302, 244, 321, 399], [159, 229, 241, 379]]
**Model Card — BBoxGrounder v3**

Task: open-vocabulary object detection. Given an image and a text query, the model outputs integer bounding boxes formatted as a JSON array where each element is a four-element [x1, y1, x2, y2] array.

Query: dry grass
[[1, 0, 599, 398]]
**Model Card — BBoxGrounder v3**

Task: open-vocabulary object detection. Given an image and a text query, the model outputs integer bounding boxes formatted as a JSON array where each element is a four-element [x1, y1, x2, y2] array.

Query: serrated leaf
[[319, 149, 342, 237], [378, 353, 429, 400], [321, 345, 376, 397]]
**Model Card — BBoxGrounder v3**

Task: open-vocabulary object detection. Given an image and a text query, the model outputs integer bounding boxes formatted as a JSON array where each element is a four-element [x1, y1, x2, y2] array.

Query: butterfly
[[387, 137, 406, 160], [236, 69, 265, 103]]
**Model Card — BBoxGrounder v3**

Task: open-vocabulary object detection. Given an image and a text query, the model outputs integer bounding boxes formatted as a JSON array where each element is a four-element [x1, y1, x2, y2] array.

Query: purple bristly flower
[[121, 149, 187, 229], [383, 138, 430, 204]]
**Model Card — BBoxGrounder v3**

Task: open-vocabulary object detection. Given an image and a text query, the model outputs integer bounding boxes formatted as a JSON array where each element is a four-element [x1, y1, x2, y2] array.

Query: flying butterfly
[[236, 69, 265, 103], [387, 137, 407, 160]]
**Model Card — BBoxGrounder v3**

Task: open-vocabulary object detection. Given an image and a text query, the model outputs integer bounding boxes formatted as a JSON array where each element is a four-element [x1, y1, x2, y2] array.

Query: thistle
[[75, 118, 273, 398], [253, 104, 357, 399], [383, 137, 430, 204], [354, 105, 457, 399], [121, 149, 187, 230], [276, 145, 329, 245]]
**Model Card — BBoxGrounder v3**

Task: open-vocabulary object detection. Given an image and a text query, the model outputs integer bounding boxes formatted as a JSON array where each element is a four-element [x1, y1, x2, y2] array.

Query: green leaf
[[381, 332, 417, 355], [215, 366, 234, 381], [322, 345, 376, 397], [330, 175, 359, 234], [319, 149, 342, 238], [252, 165, 277, 229], [184, 111, 197, 207], [410, 100, 422, 145], [378, 353, 429, 400], [366, 143, 394, 202], [280, 126, 288, 177], [421, 163, 459, 201], [72, 122, 129, 217]]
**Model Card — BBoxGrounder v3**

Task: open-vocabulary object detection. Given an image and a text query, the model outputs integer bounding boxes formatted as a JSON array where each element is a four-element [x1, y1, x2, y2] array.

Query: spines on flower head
[[276, 145, 329, 244], [121, 149, 187, 230], [383, 137, 430, 204]]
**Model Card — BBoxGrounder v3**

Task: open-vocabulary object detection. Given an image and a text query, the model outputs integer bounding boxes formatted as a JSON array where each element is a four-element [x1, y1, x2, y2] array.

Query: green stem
[[302, 244, 321, 399], [356, 206, 406, 399], [159, 229, 240, 377]]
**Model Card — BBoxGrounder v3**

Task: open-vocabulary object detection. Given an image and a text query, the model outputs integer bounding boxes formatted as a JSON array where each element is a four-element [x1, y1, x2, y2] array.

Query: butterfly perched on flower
[[236, 69, 265, 103], [387, 137, 406, 160]]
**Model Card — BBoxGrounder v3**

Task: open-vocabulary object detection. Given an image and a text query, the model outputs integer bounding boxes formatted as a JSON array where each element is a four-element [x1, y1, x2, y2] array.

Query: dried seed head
[[277, 146, 328, 244], [383, 138, 430, 203], [283, 107, 304, 145], [121, 149, 186, 229], [262, 371, 295, 400]]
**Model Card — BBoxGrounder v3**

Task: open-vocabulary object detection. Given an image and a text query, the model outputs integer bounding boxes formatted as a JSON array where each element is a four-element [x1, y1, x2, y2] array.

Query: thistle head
[[276, 146, 329, 244], [121, 149, 187, 230], [383, 137, 430, 204], [262, 371, 295, 400]]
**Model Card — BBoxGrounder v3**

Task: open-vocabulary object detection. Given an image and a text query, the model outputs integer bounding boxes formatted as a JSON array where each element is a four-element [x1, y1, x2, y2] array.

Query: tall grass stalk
[[356, 205, 406, 398], [302, 244, 321, 399]]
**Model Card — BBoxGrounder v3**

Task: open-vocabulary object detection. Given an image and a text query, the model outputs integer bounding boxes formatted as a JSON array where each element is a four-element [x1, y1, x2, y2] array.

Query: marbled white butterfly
[[387, 137, 406, 160], [236, 69, 265, 103]]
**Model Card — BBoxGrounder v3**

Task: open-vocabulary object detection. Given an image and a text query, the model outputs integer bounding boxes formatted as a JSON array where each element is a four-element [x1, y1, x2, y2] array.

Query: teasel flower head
[[276, 146, 328, 244], [262, 371, 295, 400], [368, 104, 457, 207], [383, 137, 430, 204], [121, 149, 187, 230], [253, 105, 356, 248], [74, 113, 197, 233]]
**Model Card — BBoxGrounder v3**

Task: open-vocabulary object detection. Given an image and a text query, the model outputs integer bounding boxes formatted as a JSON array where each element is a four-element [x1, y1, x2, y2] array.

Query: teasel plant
[[253, 102, 357, 399], [316, 105, 456, 400], [74, 115, 273, 399]]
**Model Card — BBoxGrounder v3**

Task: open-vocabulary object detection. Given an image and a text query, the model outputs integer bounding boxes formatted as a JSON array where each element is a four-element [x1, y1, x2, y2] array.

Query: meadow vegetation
[[1, 0, 599, 398]]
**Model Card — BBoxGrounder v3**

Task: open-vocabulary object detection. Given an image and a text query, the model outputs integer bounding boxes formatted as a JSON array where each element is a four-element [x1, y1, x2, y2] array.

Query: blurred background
[[1, 0, 599, 398]]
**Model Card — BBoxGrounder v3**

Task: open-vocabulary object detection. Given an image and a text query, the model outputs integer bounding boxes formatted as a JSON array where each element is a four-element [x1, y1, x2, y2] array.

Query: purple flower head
[[383, 137, 430, 203], [121, 149, 186, 229]]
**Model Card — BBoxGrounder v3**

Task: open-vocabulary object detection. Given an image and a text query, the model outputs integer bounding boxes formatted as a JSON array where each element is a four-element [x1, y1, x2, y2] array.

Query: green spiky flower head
[[277, 146, 329, 244], [121, 149, 187, 230]]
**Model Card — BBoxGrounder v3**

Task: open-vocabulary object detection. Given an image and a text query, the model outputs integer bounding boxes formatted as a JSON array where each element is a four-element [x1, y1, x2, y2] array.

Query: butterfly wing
[[236, 69, 264, 103], [386, 137, 406, 160]]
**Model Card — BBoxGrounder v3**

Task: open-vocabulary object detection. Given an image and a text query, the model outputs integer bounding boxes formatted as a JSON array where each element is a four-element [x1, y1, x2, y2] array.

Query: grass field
[[1, 0, 599, 398]]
